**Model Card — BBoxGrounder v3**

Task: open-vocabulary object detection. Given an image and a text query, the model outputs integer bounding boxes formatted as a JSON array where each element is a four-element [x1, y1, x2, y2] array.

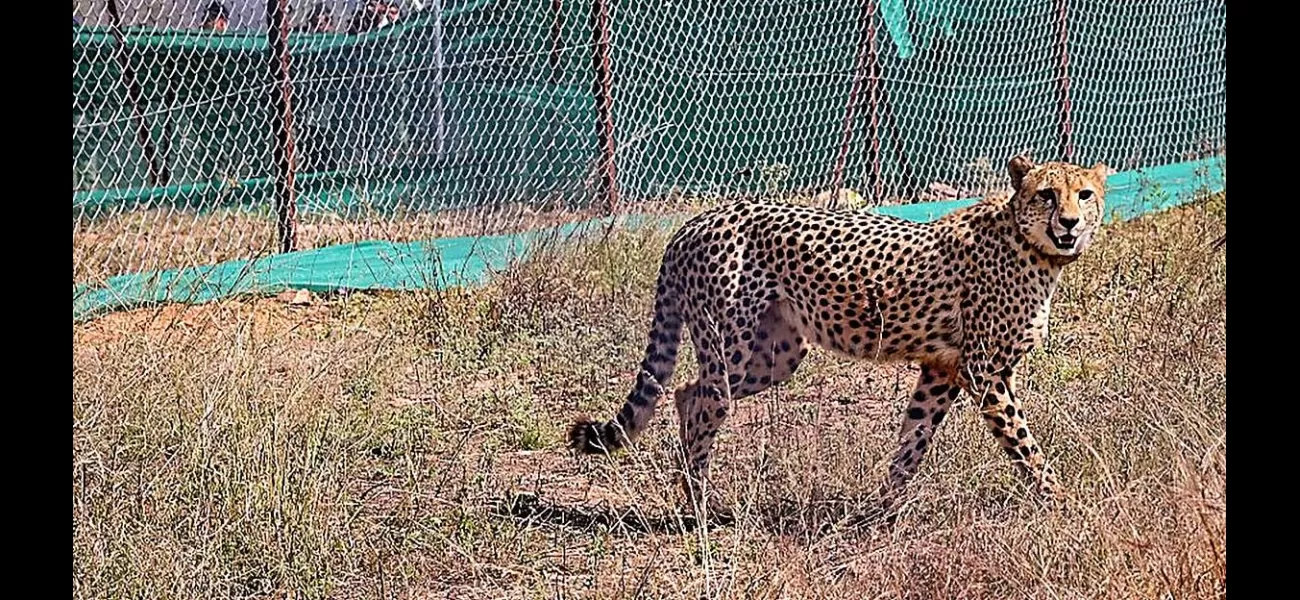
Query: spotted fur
[[568, 156, 1108, 514]]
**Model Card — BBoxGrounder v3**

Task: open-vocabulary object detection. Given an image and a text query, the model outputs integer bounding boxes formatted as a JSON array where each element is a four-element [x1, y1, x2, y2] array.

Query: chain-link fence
[[73, 0, 1226, 293]]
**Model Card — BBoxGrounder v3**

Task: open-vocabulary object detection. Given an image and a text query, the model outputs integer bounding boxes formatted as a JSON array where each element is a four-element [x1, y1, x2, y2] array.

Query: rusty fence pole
[[1056, 0, 1073, 162], [105, 0, 169, 187], [591, 0, 619, 214], [267, 0, 299, 253], [830, 0, 881, 209], [863, 0, 882, 205]]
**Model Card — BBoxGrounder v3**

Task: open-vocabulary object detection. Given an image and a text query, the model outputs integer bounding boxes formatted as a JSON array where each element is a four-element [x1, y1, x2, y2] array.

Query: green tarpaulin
[[73, 158, 1223, 321]]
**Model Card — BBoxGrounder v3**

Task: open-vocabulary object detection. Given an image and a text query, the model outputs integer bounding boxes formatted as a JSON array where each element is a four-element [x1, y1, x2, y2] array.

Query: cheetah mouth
[[1046, 229, 1078, 251]]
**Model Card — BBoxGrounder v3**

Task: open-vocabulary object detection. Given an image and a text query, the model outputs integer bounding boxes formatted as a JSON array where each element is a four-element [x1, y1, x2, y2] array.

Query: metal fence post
[[105, 0, 169, 187], [831, 0, 882, 209], [1056, 0, 1074, 162], [267, 0, 299, 253], [591, 0, 619, 214], [434, 0, 447, 162]]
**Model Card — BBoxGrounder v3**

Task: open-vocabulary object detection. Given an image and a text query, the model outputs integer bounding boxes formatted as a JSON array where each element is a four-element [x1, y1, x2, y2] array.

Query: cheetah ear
[[1008, 155, 1035, 190], [1091, 162, 1113, 183]]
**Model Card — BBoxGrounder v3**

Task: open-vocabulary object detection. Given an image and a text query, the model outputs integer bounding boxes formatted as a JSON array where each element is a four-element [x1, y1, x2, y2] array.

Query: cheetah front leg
[[966, 368, 1061, 499], [884, 364, 964, 496]]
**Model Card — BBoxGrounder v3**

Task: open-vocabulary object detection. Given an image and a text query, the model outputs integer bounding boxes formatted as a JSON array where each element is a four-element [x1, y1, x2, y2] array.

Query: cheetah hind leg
[[879, 363, 962, 519], [673, 380, 735, 525], [676, 304, 808, 525], [675, 307, 764, 525]]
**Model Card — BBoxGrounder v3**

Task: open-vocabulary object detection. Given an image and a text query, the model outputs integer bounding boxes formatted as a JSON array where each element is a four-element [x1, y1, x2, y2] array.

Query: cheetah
[[568, 156, 1108, 516]]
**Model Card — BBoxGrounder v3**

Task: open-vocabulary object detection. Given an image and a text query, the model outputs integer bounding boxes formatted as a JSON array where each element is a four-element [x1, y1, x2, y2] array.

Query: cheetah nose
[[1058, 216, 1079, 231]]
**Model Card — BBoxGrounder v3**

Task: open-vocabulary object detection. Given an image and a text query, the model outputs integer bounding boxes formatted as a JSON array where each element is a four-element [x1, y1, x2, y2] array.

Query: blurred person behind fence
[[304, 2, 335, 32], [349, 0, 401, 34], [201, 1, 229, 32]]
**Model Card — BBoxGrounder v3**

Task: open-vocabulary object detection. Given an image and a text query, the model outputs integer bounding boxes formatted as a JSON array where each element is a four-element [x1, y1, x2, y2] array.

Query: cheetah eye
[[1079, 190, 1094, 200], [1036, 190, 1056, 205]]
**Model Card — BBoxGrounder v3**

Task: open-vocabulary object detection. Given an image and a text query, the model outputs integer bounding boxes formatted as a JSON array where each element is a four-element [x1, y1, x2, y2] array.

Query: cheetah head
[[1008, 156, 1108, 262]]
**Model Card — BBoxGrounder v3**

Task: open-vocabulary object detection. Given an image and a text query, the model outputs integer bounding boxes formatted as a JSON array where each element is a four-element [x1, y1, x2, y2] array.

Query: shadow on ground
[[495, 491, 893, 538]]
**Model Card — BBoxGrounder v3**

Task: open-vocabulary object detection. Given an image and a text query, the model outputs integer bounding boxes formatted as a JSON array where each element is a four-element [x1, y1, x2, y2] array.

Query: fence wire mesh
[[72, 0, 1226, 291]]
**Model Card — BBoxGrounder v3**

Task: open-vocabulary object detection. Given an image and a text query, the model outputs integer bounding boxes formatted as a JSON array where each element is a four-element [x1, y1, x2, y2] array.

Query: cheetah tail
[[566, 416, 621, 455], [567, 284, 683, 455]]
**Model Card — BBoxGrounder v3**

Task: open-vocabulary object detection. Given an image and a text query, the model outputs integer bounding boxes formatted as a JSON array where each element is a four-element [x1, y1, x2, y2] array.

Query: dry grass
[[72, 194, 1226, 599]]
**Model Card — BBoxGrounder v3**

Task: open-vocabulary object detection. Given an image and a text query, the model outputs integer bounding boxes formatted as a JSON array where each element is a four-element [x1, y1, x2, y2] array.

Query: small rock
[[277, 289, 313, 305]]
